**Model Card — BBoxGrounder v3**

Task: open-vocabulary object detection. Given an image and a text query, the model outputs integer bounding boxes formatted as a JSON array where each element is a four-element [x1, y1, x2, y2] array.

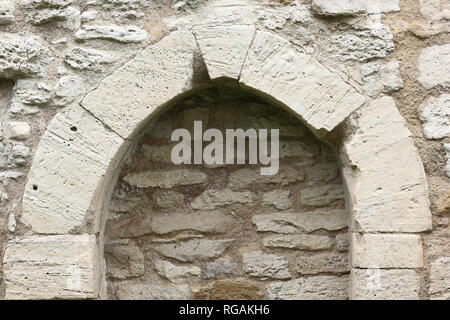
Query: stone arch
[[2, 28, 432, 300]]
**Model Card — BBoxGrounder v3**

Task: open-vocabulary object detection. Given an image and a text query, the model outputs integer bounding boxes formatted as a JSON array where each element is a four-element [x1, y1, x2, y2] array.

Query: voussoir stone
[[351, 233, 424, 268], [149, 211, 235, 234], [194, 24, 255, 79], [81, 31, 197, 139], [351, 269, 420, 300], [341, 96, 432, 232], [242, 251, 291, 279], [267, 276, 348, 300], [75, 25, 147, 42], [263, 234, 332, 250], [312, 0, 366, 16], [418, 94, 450, 139], [240, 30, 365, 136], [116, 283, 190, 300], [3, 235, 100, 299], [124, 169, 206, 188], [151, 239, 234, 262], [252, 210, 347, 234], [21, 104, 124, 234], [418, 44, 450, 89]]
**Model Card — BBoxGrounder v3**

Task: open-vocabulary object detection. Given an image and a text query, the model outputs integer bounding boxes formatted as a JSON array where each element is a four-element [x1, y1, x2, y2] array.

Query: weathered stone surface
[[341, 97, 432, 232], [75, 25, 147, 42], [362, 61, 403, 98], [191, 189, 255, 210], [296, 252, 349, 274], [418, 94, 450, 139], [243, 251, 291, 279], [312, 0, 366, 16], [124, 169, 206, 188], [268, 276, 348, 300], [109, 197, 140, 213], [419, 0, 450, 21], [253, 210, 347, 234], [0, 33, 52, 78], [300, 184, 344, 206], [150, 211, 235, 234], [193, 278, 265, 300], [327, 20, 394, 62], [263, 234, 332, 250], [154, 260, 201, 283], [152, 239, 234, 262], [352, 269, 420, 300], [5, 121, 31, 140], [116, 283, 190, 300], [262, 189, 292, 210], [0, 0, 15, 24], [336, 233, 350, 252], [240, 30, 365, 135], [64, 47, 114, 71], [418, 44, 450, 89], [21, 104, 123, 234], [205, 259, 236, 278], [21, 0, 78, 25], [13, 79, 52, 106], [152, 190, 185, 209], [408, 20, 450, 38], [54, 75, 85, 105], [81, 31, 196, 139], [194, 24, 255, 79], [429, 257, 450, 299], [105, 241, 144, 280], [445, 144, 450, 178], [307, 163, 339, 181], [0, 141, 30, 169], [3, 235, 99, 299], [228, 167, 304, 189], [366, 0, 400, 13], [351, 234, 423, 268]]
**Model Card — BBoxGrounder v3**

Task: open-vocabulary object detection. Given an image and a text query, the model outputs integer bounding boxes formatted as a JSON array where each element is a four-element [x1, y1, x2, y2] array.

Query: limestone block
[[351, 234, 423, 268], [5, 122, 31, 140], [263, 234, 332, 250], [81, 31, 196, 139], [3, 235, 100, 299], [267, 276, 348, 300], [0, 0, 15, 24], [296, 252, 349, 274], [154, 260, 201, 283], [252, 210, 347, 234], [194, 24, 255, 79], [64, 47, 115, 71], [418, 44, 450, 89], [0, 33, 52, 78], [191, 189, 255, 210], [366, 0, 400, 13], [149, 211, 235, 234], [21, 0, 76, 25], [242, 251, 291, 280], [341, 97, 432, 232], [351, 269, 420, 300], [228, 167, 304, 189], [124, 169, 206, 188], [116, 283, 190, 300], [300, 184, 344, 206], [75, 25, 147, 42], [105, 242, 144, 280], [361, 61, 403, 98], [429, 257, 450, 299], [312, 0, 366, 16], [21, 104, 123, 234], [419, 0, 450, 21], [262, 189, 292, 210], [418, 94, 450, 139], [151, 239, 234, 262], [240, 30, 365, 135]]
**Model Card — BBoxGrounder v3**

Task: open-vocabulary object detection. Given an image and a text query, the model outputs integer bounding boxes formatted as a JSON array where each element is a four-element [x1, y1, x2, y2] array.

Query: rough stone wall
[[0, 0, 448, 299], [104, 86, 348, 299]]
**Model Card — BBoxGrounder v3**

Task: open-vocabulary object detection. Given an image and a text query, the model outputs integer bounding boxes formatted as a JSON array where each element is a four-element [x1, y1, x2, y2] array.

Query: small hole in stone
[[70, 126, 77, 132], [33, 185, 38, 190]]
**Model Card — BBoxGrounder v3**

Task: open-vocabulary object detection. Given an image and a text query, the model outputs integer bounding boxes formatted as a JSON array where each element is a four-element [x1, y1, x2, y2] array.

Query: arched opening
[[103, 82, 349, 300]]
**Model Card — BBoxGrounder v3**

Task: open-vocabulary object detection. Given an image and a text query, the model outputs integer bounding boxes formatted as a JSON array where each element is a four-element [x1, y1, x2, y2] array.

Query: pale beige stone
[[262, 189, 292, 210], [263, 234, 332, 250], [341, 97, 432, 232], [419, 0, 450, 21], [268, 276, 348, 300], [240, 30, 365, 136], [21, 104, 123, 234], [351, 269, 420, 300], [124, 169, 206, 189], [3, 235, 100, 299], [154, 260, 201, 283], [75, 25, 147, 42], [366, 0, 400, 13], [6, 121, 30, 140], [351, 234, 424, 268], [116, 283, 190, 300], [0, 0, 15, 24], [252, 210, 347, 234], [242, 251, 291, 279], [418, 94, 450, 139], [312, 0, 366, 16], [194, 24, 255, 79], [191, 189, 255, 210], [418, 44, 450, 89], [429, 257, 450, 300], [151, 239, 234, 262]]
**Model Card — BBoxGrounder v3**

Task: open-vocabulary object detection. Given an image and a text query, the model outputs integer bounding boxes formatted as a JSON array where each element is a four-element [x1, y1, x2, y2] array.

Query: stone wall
[[0, 0, 448, 300], [104, 86, 349, 299]]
